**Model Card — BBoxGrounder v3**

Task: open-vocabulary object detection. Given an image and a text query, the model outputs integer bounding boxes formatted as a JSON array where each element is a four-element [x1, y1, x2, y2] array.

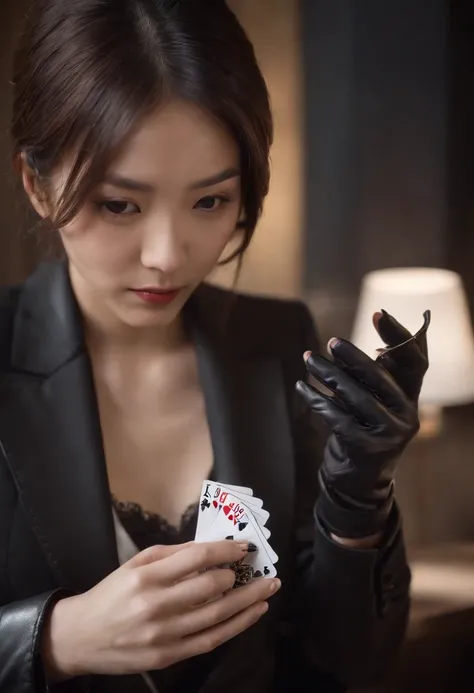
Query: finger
[[166, 576, 280, 639], [374, 312, 430, 402], [160, 601, 268, 667], [374, 310, 413, 347], [325, 340, 409, 414], [296, 379, 413, 446], [414, 310, 431, 357], [296, 379, 372, 436], [125, 543, 194, 569], [143, 541, 251, 585], [376, 350, 428, 403], [304, 351, 404, 421], [163, 567, 237, 613], [374, 311, 428, 368]]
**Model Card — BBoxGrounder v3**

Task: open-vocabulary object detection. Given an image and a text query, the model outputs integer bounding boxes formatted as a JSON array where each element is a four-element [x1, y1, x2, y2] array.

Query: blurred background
[[1, 0, 474, 690]]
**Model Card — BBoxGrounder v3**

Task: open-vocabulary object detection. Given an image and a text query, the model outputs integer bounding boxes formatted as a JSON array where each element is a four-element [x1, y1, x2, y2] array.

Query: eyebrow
[[103, 167, 241, 193], [190, 167, 241, 189]]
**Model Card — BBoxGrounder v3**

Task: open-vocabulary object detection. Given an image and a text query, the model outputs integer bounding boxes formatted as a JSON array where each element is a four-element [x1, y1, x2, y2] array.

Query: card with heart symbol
[[195, 480, 277, 584], [196, 480, 270, 538]]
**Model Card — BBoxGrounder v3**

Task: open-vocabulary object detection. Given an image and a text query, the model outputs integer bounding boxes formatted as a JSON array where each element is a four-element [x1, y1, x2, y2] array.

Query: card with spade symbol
[[196, 480, 270, 539], [213, 488, 271, 539], [204, 497, 278, 579], [195, 481, 278, 583]]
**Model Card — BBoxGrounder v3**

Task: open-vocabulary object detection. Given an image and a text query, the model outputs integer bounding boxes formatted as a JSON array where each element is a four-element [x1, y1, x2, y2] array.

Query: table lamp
[[351, 267, 474, 436]]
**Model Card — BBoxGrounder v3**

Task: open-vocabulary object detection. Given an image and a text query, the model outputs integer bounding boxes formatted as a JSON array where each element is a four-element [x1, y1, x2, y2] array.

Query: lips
[[131, 287, 181, 305]]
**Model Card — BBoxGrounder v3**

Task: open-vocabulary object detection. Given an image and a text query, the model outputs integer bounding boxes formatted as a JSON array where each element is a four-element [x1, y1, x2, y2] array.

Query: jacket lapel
[[187, 287, 295, 574], [0, 264, 295, 596], [0, 262, 118, 593]]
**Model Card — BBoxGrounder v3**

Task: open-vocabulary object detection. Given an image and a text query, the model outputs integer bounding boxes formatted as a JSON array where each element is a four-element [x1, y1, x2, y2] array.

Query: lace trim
[[112, 495, 199, 535]]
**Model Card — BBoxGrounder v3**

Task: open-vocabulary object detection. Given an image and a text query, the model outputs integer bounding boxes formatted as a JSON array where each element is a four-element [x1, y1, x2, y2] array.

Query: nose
[[140, 213, 188, 274]]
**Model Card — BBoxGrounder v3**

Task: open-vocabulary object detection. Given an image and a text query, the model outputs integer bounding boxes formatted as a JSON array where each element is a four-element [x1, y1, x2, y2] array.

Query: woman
[[0, 1, 429, 692]]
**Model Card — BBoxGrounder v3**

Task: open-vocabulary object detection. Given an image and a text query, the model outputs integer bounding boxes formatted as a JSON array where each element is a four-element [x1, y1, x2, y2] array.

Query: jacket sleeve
[[0, 591, 61, 691], [0, 591, 88, 693], [285, 302, 411, 688]]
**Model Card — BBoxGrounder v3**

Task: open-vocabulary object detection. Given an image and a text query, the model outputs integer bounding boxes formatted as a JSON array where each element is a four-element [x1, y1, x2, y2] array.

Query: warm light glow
[[351, 267, 474, 407], [411, 561, 474, 606], [362, 267, 460, 295]]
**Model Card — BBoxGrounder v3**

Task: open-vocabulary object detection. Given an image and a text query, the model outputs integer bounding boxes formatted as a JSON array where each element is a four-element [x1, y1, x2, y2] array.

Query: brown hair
[[11, 0, 273, 262]]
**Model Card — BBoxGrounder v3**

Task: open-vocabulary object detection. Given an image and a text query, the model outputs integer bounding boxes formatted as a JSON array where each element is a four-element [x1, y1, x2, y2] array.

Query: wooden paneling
[[0, 0, 36, 284], [301, 0, 448, 342], [212, 0, 304, 297]]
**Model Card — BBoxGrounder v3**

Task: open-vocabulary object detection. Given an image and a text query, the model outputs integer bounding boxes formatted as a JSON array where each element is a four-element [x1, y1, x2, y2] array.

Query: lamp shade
[[351, 267, 474, 406]]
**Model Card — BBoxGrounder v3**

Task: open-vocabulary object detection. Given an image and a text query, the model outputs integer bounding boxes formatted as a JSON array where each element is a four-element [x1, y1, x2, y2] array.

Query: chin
[[123, 306, 182, 329]]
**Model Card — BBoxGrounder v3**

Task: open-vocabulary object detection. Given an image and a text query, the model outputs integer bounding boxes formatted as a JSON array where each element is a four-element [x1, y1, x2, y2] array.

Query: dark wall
[[0, 0, 40, 284], [447, 0, 474, 322], [301, 0, 474, 549], [301, 0, 448, 339]]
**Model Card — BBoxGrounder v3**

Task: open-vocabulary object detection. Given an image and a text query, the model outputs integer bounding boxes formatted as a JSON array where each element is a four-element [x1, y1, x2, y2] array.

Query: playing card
[[207, 481, 264, 512], [207, 492, 278, 564], [217, 483, 267, 514], [217, 483, 253, 496], [196, 480, 269, 539], [194, 481, 278, 583], [211, 484, 270, 535], [206, 500, 278, 580]]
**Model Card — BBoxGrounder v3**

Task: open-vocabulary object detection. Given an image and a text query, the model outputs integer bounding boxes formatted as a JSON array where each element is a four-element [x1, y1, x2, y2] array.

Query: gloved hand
[[296, 310, 430, 538]]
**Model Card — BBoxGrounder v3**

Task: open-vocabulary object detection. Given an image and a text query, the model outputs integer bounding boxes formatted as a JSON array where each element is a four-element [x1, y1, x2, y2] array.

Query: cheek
[[58, 211, 135, 270], [190, 217, 237, 265]]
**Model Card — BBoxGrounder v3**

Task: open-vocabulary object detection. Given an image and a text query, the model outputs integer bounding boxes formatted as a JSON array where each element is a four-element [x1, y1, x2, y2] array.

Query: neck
[[69, 267, 187, 357]]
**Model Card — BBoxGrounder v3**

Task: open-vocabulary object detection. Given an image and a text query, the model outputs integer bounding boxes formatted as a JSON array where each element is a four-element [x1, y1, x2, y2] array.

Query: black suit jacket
[[0, 262, 411, 693]]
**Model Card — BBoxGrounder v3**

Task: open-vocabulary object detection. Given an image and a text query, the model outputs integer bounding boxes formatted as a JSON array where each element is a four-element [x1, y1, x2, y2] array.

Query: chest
[[0, 342, 297, 599], [93, 350, 214, 526]]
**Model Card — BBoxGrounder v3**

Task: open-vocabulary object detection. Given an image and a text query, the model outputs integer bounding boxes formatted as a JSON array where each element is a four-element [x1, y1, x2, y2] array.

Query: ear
[[19, 153, 49, 219]]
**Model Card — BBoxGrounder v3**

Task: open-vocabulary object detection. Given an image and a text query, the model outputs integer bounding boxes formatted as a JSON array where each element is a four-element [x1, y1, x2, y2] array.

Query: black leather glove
[[296, 310, 430, 538]]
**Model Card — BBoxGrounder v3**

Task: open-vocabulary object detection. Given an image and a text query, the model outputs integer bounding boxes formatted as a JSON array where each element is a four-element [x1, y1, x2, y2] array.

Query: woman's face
[[26, 99, 242, 330]]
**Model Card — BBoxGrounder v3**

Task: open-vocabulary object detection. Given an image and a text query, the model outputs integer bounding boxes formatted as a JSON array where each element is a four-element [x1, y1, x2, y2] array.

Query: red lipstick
[[131, 287, 181, 305]]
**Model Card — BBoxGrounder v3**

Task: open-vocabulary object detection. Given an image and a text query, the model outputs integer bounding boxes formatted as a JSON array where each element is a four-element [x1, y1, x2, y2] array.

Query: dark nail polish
[[247, 543, 258, 552], [381, 308, 395, 321]]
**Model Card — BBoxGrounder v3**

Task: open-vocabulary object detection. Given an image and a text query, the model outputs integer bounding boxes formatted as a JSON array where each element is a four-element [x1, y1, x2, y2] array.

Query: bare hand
[[42, 540, 280, 679]]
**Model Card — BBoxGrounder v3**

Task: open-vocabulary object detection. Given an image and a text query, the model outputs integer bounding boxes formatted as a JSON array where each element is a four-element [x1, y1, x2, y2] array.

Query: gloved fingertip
[[327, 338, 340, 355], [296, 379, 311, 396], [372, 311, 383, 329]]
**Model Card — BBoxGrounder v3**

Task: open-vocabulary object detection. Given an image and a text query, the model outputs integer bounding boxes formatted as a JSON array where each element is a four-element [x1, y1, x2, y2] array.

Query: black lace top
[[113, 497, 212, 693], [113, 496, 199, 549]]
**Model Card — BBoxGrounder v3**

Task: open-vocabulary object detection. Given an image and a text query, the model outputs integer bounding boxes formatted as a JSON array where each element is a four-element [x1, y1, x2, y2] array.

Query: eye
[[194, 195, 230, 212], [97, 200, 140, 216]]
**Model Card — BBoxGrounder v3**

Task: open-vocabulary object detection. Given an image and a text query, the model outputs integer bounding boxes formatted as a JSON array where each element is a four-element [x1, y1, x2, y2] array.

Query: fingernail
[[237, 542, 249, 551], [270, 579, 281, 593], [247, 542, 258, 553], [303, 350, 311, 362], [259, 602, 269, 614]]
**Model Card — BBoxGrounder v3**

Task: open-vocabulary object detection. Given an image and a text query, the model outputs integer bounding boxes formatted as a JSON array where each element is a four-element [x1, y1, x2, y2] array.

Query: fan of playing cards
[[195, 480, 278, 586]]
